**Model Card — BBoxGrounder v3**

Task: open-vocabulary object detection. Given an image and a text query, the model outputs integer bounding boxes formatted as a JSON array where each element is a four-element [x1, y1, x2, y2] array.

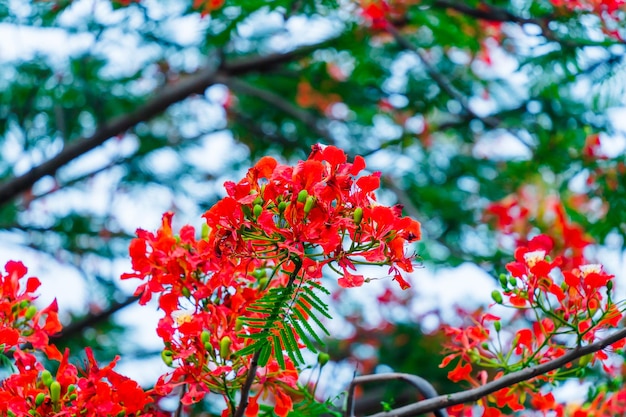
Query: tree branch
[[216, 74, 334, 143], [0, 38, 337, 207], [366, 327, 626, 417], [431, 0, 625, 48], [51, 295, 138, 342], [384, 23, 499, 130], [346, 373, 448, 417]]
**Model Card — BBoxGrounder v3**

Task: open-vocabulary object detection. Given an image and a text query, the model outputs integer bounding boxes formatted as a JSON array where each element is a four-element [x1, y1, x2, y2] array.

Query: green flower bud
[[24, 305, 37, 320], [508, 276, 517, 286], [494, 321, 501, 332], [491, 290, 503, 304], [297, 189, 308, 203], [8, 411, 16, 417], [278, 201, 288, 212], [303, 196, 315, 214], [499, 274, 507, 288], [117, 411, 126, 417], [69, 394, 77, 401], [41, 370, 53, 387], [235, 317, 244, 332], [161, 350, 174, 366], [607, 280, 613, 291], [67, 384, 76, 394], [253, 204, 263, 218], [317, 352, 330, 366], [201, 330, 210, 345], [220, 336, 232, 360], [353, 207, 363, 224], [579, 354, 592, 368], [181, 286, 191, 298], [50, 381, 61, 403], [35, 392, 46, 407], [253, 196, 263, 206]]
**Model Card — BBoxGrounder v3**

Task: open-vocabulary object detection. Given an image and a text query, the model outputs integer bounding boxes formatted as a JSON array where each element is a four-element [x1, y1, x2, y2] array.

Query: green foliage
[[237, 279, 331, 367]]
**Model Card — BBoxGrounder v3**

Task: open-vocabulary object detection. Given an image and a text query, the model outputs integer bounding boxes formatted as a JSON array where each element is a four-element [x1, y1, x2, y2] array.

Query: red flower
[[338, 269, 365, 288]]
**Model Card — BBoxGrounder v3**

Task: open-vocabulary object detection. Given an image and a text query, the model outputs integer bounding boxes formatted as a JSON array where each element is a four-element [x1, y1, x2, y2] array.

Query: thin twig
[[175, 384, 187, 417], [366, 327, 626, 417], [216, 74, 334, 143], [385, 23, 499, 129], [51, 295, 139, 342]]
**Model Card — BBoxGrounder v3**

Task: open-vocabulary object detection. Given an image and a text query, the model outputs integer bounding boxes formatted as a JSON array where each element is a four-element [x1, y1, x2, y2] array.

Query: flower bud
[[317, 352, 330, 366], [67, 384, 76, 394], [607, 280, 613, 291], [278, 201, 288, 212], [253, 196, 263, 206], [353, 207, 363, 224], [161, 350, 174, 366], [41, 370, 53, 387], [50, 381, 61, 403], [220, 336, 232, 360], [181, 286, 191, 298], [235, 317, 244, 332], [201, 223, 211, 239], [35, 392, 46, 407], [508, 277, 517, 286], [297, 189, 308, 203], [498, 274, 507, 288], [201, 330, 210, 345], [303, 196, 315, 214], [253, 204, 263, 218], [494, 321, 501, 332], [24, 305, 37, 320], [491, 290, 503, 304], [579, 354, 592, 367]]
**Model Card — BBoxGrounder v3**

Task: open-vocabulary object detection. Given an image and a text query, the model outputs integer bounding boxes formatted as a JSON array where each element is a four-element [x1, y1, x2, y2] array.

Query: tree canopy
[[1, 0, 626, 416]]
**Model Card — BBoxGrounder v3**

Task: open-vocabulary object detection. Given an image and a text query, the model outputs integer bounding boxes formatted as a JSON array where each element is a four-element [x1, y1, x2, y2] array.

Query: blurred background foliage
[[1, 0, 626, 414]]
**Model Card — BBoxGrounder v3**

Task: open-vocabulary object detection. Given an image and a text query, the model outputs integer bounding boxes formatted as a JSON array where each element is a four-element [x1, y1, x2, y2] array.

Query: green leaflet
[[235, 279, 330, 368]]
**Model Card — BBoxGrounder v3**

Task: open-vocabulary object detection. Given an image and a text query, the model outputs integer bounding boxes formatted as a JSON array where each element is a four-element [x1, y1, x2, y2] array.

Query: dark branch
[[0, 38, 337, 207], [431, 1, 625, 48], [52, 295, 138, 342], [366, 327, 626, 417], [385, 23, 500, 129], [216, 74, 334, 143]]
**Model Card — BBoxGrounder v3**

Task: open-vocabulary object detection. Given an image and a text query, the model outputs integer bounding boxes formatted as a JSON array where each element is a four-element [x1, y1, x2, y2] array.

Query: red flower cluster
[[0, 261, 165, 417], [122, 145, 421, 415], [485, 188, 593, 269], [441, 235, 624, 417], [0, 261, 62, 363]]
